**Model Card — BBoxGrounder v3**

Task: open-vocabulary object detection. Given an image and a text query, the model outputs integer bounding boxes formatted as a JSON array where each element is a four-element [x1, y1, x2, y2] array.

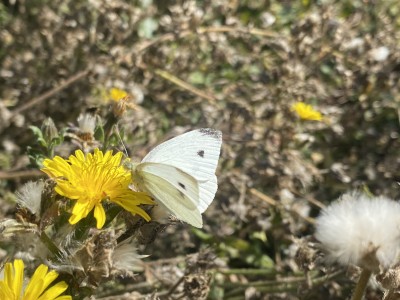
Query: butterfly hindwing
[[135, 162, 203, 227]]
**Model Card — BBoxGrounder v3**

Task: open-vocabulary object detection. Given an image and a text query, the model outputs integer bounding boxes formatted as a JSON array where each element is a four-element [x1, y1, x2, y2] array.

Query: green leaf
[[192, 228, 213, 241], [138, 17, 158, 39], [94, 124, 105, 143], [250, 231, 268, 243], [188, 71, 206, 85], [29, 125, 47, 147]]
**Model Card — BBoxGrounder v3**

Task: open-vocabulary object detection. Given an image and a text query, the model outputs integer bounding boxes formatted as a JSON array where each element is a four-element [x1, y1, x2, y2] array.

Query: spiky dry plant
[[1, 0, 400, 298]]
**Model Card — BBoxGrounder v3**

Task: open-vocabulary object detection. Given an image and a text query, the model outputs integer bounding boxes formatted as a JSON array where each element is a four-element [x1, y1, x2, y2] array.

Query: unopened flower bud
[[41, 117, 58, 142]]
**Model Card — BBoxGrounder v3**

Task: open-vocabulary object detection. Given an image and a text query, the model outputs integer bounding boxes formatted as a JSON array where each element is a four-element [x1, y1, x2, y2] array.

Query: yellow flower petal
[[37, 281, 68, 300], [292, 102, 322, 121], [94, 204, 106, 229], [0, 281, 14, 299], [24, 264, 49, 298], [12, 259, 24, 298], [109, 88, 128, 101], [41, 149, 153, 228], [0, 260, 71, 300]]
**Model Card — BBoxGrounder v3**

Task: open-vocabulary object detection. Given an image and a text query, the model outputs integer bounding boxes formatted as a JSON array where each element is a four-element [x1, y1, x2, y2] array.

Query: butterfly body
[[131, 128, 222, 228]]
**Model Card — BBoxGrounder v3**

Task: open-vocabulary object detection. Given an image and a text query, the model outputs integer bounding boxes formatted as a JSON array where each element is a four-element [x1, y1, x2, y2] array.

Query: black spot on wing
[[197, 150, 205, 158], [178, 182, 186, 190], [199, 128, 222, 139]]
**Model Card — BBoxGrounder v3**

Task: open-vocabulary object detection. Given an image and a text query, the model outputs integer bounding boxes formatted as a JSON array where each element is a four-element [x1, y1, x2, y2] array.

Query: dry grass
[[0, 0, 399, 299]]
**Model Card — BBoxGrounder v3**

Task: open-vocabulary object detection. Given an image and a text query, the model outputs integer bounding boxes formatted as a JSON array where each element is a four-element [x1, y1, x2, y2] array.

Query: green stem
[[351, 268, 371, 300], [220, 270, 344, 298], [40, 231, 63, 258], [216, 268, 277, 276]]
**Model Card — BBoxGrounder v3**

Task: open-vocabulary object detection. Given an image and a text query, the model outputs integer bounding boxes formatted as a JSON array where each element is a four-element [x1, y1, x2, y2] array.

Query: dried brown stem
[[250, 188, 316, 224], [154, 68, 217, 104], [0, 169, 44, 180], [11, 68, 90, 117]]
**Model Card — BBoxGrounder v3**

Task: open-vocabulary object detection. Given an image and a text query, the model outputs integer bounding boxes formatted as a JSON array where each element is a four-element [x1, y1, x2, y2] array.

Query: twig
[[216, 268, 277, 276], [154, 68, 217, 104], [222, 269, 344, 297], [250, 188, 316, 224], [11, 68, 90, 117], [198, 25, 277, 38], [289, 188, 326, 209], [94, 282, 156, 298], [250, 188, 279, 206], [0, 169, 44, 180], [143, 256, 186, 266], [136, 25, 277, 53], [159, 276, 185, 299], [138, 26, 277, 104]]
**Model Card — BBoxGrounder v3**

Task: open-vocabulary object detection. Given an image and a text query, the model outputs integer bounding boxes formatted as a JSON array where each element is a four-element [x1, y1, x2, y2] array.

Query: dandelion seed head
[[77, 113, 96, 139], [16, 181, 44, 215], [315, 191, 400, 271], [112, 242, 147, 276]]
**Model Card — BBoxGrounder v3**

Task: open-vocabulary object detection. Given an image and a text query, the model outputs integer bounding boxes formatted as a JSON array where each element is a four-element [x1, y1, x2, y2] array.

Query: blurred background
[[0, 0, 399, 299]]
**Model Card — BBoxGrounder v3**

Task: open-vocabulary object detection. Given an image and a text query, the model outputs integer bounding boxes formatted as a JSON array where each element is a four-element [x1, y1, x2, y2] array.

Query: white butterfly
[[131, 128, 222, 228]]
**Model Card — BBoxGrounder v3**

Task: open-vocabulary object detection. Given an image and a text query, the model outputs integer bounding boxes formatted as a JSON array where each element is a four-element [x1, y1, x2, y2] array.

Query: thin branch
[[159, 276, 185, 299], [136, 25, 277, 53], [198, 25, 277, 37], [289, 188, 326, 209], [154, 68, 217, 104], [0, 169, 44, 180], [250, 188, 316, 224], [11, 68, 90, 117]]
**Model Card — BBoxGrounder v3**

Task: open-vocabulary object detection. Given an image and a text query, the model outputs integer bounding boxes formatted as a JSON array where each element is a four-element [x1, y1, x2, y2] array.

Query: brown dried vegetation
[[0, 0, 399, 299]]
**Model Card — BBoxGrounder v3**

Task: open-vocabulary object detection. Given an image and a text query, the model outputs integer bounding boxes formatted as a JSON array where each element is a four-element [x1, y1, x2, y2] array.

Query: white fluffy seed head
[[315, 191, 400, 272], [77, 113, 96, 135], [16, 181, 44, 215], [112, 242, 147, 274]]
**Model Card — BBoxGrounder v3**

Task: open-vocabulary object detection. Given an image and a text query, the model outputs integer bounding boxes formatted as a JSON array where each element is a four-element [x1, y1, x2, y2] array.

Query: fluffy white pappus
[[16, 181, 44, 215], [315, 191, 400, 271], [112, 242, 147, 274], [77, 113, 96, 134]]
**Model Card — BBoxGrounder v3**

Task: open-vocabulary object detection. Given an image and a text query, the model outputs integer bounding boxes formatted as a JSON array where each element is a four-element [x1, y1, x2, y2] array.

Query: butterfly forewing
[[142, 129, 222, 181]]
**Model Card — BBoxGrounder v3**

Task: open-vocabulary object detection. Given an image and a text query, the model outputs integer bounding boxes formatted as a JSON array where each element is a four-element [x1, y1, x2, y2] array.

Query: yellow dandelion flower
[[0, 259, 71, 300], [109, 88, 128, 102], [41, 149, 153, 229], [292, 102, 323, 121]]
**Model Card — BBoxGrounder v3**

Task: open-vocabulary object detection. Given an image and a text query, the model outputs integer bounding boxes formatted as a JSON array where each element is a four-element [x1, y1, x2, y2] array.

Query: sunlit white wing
[[141, 128, 222, 213], [135, 163, 203, 227], [142, 129, 222, 181], [197, 175, 217, 213], [137, 162, 200, 207]]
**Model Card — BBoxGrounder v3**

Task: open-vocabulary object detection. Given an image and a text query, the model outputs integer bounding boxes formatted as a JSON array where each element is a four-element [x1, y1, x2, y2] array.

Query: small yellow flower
[[109, 88, 128, 102], [292, 102, 322, 121], [41, 149, 153, 229], [0, 259, 71, 300]]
